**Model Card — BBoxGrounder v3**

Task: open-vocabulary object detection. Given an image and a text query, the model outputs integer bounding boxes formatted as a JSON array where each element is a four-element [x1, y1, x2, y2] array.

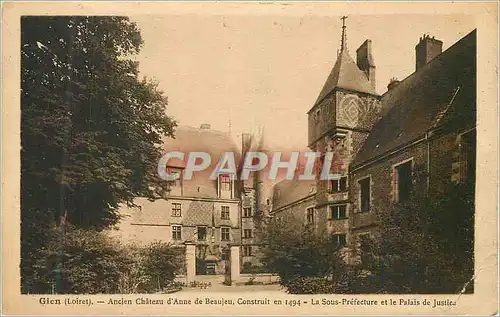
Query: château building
[[271, 20, 476, 247], [114, 125, 242, 274]]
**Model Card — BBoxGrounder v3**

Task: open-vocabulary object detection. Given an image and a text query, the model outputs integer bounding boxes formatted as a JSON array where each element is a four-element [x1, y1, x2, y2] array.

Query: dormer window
[[165, 167, 183, 196], [220, 174, 231, 191], [166, 167, 182, 184], [217, 173, 234, 199]]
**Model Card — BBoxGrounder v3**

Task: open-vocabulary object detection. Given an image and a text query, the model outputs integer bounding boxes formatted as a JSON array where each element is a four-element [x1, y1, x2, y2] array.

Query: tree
[[35, 227, 134, 294], [260, 216, 347, 293], [21, 16, 175, 293], [136, 242, 185, 293], [357, 167, 474, 293]]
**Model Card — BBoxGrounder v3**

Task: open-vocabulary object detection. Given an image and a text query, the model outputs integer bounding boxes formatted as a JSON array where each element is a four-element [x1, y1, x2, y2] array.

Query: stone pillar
[[184, 242, 196, 283], [230, 245, 240, 282]]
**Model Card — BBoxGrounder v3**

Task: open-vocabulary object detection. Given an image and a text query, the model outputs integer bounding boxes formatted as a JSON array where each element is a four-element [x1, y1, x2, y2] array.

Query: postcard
[[2, 1, 498, 315]]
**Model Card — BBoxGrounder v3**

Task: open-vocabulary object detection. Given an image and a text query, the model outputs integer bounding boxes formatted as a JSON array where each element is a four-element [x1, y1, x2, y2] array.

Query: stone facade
[[115, 197, 240, 247], [112, 125, 242, 274], [240, 187, 262, 266]]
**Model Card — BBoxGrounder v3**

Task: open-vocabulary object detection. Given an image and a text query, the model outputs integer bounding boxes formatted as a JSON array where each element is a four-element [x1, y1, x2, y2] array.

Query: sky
[[131, 13, 477, 150]]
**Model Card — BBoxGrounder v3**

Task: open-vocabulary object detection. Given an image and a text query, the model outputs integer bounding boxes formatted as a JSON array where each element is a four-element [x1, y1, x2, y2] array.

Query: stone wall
[[349, 130, 463, 242], [272, 195, 316, 227]]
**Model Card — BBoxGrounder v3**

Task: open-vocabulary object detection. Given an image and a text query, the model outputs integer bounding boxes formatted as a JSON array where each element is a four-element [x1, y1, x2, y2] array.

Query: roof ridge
[[177, 124, 231, 135], [381, 29, 476, 98]]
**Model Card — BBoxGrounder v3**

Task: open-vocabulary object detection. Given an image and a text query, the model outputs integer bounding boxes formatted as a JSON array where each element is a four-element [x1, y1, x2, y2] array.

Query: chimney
[[242, 132, 253, 152], [415, 34, 443, 71], [387, 77, 400, 91], [356, 39, 376, 91], [200, 123, 211, 130]]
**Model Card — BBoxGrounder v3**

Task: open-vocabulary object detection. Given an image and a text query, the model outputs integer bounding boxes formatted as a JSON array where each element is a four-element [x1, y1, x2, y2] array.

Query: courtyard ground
[[174, 274, 284, 293]]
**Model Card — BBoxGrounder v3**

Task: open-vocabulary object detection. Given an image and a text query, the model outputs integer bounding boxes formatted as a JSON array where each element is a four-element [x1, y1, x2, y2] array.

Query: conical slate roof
[[315, 49, 376, 105]]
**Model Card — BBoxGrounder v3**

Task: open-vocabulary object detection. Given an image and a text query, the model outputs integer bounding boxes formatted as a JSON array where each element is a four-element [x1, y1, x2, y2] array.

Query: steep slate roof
[[315, 49, 376, 105], [272, 179, 316, 211], [352, 30, 476, 167], [161, 125, 240, 198]]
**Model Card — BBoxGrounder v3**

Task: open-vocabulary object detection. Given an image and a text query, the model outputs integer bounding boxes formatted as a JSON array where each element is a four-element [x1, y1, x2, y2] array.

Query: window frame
[[243, 229, 253, 239], [329, 204, 347, 220], [332, 233, 347, 247], [171, 203, 182, 217], [243, 207, 253, 218], [220, 174, 231, 191], [221, 227, 231, 241], [458, 129, 476, 183], [171, 225, 182, 240], [221, 206, 230, 220], [329, 176, 348, 193], [197, 226, 207, 241], [392, 158, 414, 202], [217, 173, 234, 198], [243, 245, 252, 256], [306, 206, 315, 224], [358, 175, 371, 213], [165, 167, 183, 189]]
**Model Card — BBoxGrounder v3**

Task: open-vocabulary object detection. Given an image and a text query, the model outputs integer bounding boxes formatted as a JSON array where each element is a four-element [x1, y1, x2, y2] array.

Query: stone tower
[[307, 17, 382, 239]]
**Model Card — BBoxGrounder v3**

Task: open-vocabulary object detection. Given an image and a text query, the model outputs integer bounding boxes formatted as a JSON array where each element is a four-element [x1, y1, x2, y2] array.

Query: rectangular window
[[306, 207, 315, 224], [197, 226, 207, 241], [172, 225, 182, 240], [221, 206, 230, 220], [220, 174, 231, 191], [394, 160, 413, 202], [243, 246, 252, 256], [221, 227, 230, 241], [359, 177, 371, 213], [165, 167, 182, 188], [460, 130, 476, 183], [171, 203, 182, 217], [329, 176, 348, 193], [243, 207, 252, 218], [243, 229, 252, 238], [330, 205, 347, 220], [332, 234, 347, 247]]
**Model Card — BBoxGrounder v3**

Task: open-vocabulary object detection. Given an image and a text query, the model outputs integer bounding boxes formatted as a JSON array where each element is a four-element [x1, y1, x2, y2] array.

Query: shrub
[[33, 227, 184, 294], [356, 169, 475, 294], [134, 242, 184, 293], [242, 262, 253, 274], [260, 217, 346, 290], [36, 227, 133, 294], [286, 277, 335, 294]]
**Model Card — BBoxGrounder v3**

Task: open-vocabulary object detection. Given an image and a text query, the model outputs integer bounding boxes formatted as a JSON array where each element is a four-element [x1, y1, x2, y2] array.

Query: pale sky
[[131, 13, 476, 150]]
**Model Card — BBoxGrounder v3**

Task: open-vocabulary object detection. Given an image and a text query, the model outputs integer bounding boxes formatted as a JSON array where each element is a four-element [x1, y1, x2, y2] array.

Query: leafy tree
[[136, 241, 185, 293], [260, 216, 347, 292], [357, 167, 474, 294], [32, 228, 183, 294], [21, 16, 175, 293], [36, 227, 133, 294]]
